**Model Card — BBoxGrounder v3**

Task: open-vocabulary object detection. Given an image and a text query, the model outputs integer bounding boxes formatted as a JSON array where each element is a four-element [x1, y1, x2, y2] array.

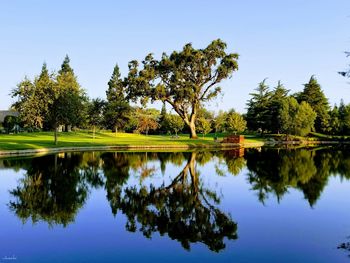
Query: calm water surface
[[1, 146, 350, 262]]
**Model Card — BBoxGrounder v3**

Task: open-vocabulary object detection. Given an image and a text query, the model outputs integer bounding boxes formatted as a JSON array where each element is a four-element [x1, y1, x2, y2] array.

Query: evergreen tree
[[104, 64, 131, 133], [328, 105, 341, 135], [54, 55, 87, 132], [269, 81, 289, 133], [298, 76, 330, 133], [158, 103, 169, 134], [246, 79, 272, 133]]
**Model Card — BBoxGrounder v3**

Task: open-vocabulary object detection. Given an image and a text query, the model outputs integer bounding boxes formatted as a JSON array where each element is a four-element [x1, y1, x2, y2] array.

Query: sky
[[1, 0, 350, 113]]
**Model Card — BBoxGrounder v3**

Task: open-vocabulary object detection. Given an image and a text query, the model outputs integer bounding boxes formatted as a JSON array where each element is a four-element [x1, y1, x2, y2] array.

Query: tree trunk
[[189, 122, 198, 139], [93, 125, 96, 139], [115, 126, 118, 137], [188, 152, 198, 193]]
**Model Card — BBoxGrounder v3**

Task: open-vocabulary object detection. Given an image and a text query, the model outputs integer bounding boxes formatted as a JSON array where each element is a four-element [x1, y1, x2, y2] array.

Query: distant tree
[[214, 110, 227, 134], [87, 98, 106, 138], [104, 64, 131, 134], [246, 79, 272, 133], [136, 108, 159, 135], [328, 105, 341, 135], [11, 64, 53, 129], [125, 39, 239, 139], [46, 56, 87, 144], [269, 81, 289, 133], [158, 103, 169, 134], [55, 55, 87, 131], [166, 114, 184, 136], [196, 117, 212, 138], [338, 100, 350, 134], [297, 76, 330, 133], [226, 110, 246, 134], [3, 115, 19, 133], [280, 97, 317, 137]]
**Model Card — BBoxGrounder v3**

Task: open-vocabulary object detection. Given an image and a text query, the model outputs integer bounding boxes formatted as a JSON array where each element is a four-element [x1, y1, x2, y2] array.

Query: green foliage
[[214, 110, 227, 133], [269, 81, 289, 133], [329, 105, 341, 135], [338, 100, 350, 134], [226, 110, 246, 134], [246, 79, 272, 132], [3, 115, 19, 133], [104, 64, 131, 132], [87, 98, 105, 137], [297, 76, 330, 133], [165, 113, 184, 135], [279, 97, 317, 136], [196, 117, 212, 137], [11, 58, 87, 144], [125, 39, 239, 138]]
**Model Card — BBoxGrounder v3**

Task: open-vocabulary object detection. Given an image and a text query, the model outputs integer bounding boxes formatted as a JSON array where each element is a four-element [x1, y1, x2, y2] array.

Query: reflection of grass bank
[[1, 131, 344, 155], [0, 131, 264, 152]]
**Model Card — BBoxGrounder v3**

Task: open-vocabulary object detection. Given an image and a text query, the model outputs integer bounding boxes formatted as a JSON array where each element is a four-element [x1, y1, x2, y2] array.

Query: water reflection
[[245, 146, 350, 206], [2, 146, 350, 252]]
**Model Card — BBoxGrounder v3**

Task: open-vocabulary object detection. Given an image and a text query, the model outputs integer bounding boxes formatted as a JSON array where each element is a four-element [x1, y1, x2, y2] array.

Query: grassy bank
[[0, 131, 265, 151]]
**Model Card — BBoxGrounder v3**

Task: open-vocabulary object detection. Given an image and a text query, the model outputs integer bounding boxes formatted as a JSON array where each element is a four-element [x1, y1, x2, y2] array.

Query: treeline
[[246, 77, 350, 136], [10, 55, 246, 141], [8, 39, 350, 141], [10, 40, 241, 141]]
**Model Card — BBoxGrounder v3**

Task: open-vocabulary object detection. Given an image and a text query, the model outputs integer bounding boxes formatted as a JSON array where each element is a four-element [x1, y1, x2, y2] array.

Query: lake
[[1, 146, 350, 262]]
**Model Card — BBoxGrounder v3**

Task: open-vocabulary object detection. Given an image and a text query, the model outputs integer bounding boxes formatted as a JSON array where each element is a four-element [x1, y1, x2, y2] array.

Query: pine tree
[[269, 81, 289, 133], [246, 79, 272, 133], [329, 105, 341, 135], [298, 76, 330, 133], [159, 103, 168, 133], [104, 64, 131, 133]]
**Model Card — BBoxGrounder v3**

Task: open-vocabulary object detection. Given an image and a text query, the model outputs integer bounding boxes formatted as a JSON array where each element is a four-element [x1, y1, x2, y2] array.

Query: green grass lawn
[[0, 131, 264, 151]]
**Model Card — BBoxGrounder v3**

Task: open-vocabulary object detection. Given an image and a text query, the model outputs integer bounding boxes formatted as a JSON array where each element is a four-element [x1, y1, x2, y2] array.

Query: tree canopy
[[125, 39, 239, 138]]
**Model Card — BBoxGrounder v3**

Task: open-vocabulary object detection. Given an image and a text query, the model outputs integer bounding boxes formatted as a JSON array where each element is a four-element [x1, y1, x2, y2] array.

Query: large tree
[[279, 97, 317, 137], [12, 57, 87, 144], [125, 39, 239, 139], [297, 76, 330, 133], [11, 63, 53, 129], [104, 64, 131, 134], [246, 79, 272, 133], [53, 55, 87, 132], [269, 81, 289, 133]]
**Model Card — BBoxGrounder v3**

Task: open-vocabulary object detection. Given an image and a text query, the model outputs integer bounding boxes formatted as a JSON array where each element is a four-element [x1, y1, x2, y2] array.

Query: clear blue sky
[[1, 0, 350, 113]]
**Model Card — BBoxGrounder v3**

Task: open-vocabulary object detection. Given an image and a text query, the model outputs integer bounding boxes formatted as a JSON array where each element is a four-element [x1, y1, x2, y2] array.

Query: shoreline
[[0, 142, 264, 157], [0, 140, 348, 158]]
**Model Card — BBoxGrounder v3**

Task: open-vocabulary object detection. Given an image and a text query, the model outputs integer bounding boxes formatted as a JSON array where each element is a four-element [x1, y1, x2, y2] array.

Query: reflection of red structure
[[224, 148, 245, 158], [222, 135, 245, 144]]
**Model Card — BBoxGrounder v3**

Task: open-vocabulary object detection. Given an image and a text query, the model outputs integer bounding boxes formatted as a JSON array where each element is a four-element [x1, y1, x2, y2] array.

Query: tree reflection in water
[[245, 146, 350, 206], [8, 153, 89, 226], [107, 152, 238, 252], [3, 146, 350, 251]]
